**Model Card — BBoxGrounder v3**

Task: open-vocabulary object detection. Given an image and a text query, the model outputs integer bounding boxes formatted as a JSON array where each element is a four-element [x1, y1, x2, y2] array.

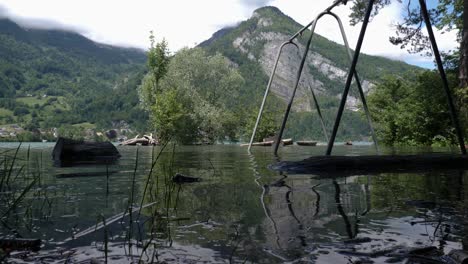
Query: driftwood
[[119, 134, 157, 146], [270, 154, 468, 176], [241, 138, 292, 147], [240, 141, 274, 147], [52, 137, 120, 167]]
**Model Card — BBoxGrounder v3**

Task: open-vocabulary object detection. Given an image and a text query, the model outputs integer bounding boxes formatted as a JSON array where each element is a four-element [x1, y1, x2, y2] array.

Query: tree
[[151, 88, 197, 143], [349, 0, 466, 85], [158, 48, 245, 143], [140, 47, 245, 144], [367, 71, 458, 145], [139, 31, 170, 109], [350, 0, 468, 137]]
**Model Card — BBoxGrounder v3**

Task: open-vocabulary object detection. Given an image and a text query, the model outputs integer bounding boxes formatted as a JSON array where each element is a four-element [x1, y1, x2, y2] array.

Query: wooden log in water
[[119, 134, 157, 146], [52, 137, 120, 167], [240, 140, 274, 147], [270, 154, 468, 176]]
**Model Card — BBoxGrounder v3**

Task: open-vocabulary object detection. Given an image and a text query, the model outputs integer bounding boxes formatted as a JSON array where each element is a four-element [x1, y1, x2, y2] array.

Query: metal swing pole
[[419, 0, 466, 155], [248, 41, 298, 152], [327, 11, 379, 152], [274, 16, 322, 155], [326, 0, 375, 155], [248, 15, 321, 151], [274, 0, 347, 155], [308, 84, 329, 142]]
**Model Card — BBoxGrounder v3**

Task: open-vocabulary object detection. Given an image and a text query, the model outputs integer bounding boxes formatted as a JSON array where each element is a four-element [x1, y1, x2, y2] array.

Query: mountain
[[0, 6, 422, 142], [0, 18, 149, 134], [199, 6, 422, 140]]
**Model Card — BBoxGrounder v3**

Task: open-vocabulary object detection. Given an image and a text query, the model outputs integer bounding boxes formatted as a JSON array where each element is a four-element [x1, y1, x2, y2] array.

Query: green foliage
[[142, 32, 170, 108], [244, 109, 280, 142], [368, 71, 459, 146], [143, 47, 246, 143], [0, 19, 147, 133], [151, 88, 196, 144], [148, 32, 170, 85]]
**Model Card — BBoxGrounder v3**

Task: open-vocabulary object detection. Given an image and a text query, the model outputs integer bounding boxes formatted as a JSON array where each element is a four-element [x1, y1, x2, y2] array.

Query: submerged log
[[52, 137, 120, 167], [270, 154, 468, 176]]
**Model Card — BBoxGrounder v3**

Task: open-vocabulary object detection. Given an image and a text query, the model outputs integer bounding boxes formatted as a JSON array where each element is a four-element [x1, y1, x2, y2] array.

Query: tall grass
[[0, 144, 39, 227]]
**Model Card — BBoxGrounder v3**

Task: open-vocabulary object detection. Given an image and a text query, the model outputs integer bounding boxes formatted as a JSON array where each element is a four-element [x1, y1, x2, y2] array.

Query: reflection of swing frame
[[249, 0, 466, 156]]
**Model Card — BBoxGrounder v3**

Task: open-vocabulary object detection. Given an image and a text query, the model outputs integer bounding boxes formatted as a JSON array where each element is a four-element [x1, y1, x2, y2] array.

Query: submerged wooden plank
[[270, 154, 468, 176]]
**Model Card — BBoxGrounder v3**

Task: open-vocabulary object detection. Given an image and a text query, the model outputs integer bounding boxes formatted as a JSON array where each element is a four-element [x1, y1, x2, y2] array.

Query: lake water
[[0, 142, 467, 263]]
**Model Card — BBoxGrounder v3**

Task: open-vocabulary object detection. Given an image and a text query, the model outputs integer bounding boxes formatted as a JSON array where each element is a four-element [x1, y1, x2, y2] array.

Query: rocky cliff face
[[231, 9, 370, 111], [200, 6, 417, 112]]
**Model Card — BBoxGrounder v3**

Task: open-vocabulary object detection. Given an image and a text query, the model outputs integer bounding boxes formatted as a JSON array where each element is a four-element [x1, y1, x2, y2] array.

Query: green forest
[[0, 19, 148, 141]]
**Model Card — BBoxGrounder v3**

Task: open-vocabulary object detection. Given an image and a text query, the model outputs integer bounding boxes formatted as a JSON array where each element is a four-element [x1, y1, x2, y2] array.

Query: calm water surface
[[0, 142, 467, 263]]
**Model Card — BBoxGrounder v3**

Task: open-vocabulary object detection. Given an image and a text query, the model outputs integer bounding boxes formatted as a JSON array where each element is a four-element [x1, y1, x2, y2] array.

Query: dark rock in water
[[52, 137, 120, 167], [172, 173, 201, 184], [0, 238, 41, 252]]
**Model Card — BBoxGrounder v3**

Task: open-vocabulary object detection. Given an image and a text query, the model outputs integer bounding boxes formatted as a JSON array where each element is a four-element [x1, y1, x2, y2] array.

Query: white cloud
[[0, 0, 459, 67]]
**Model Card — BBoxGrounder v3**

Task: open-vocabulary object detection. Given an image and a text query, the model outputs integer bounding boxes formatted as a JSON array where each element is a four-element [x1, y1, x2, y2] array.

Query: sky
[[0, 0, 459, 68]]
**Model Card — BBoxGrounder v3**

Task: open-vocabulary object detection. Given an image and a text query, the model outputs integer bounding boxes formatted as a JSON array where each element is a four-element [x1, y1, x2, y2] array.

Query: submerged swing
[[248, 0, 379, 154], [247, 0, 467, 173]]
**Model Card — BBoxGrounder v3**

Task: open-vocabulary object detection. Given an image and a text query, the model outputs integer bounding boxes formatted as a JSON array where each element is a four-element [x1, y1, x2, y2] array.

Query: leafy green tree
[[368, 71, 458, 145], [151, 88, 196, 144], [144, 47, 245, 143], [167, 48, 245, 142], [244, 109, 279, 142], [139, 31, 170, 109], [350, 0, 468, 138]]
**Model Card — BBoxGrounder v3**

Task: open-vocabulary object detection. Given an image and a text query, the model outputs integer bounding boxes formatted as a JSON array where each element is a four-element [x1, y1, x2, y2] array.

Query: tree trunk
[[459, 0, 468, 87]]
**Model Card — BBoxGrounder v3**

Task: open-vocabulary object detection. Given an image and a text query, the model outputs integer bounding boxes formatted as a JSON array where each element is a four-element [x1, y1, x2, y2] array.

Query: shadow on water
[[0, 143, 467, 263]]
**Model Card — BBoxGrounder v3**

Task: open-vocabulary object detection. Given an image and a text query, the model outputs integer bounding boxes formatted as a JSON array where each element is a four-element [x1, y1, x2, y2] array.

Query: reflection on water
[[0, 143, 467, 263]]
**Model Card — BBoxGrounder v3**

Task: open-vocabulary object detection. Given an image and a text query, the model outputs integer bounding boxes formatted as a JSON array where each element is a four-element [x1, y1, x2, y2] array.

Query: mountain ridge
[[0, 18, 148, 135], [199, 6, 421, 140], [0, 6, 422, 141], [200, 6, 421, 107]]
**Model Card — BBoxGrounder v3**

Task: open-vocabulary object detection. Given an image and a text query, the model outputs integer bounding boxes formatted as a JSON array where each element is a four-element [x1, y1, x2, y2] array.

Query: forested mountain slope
[[0, 18, 148, 132]]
